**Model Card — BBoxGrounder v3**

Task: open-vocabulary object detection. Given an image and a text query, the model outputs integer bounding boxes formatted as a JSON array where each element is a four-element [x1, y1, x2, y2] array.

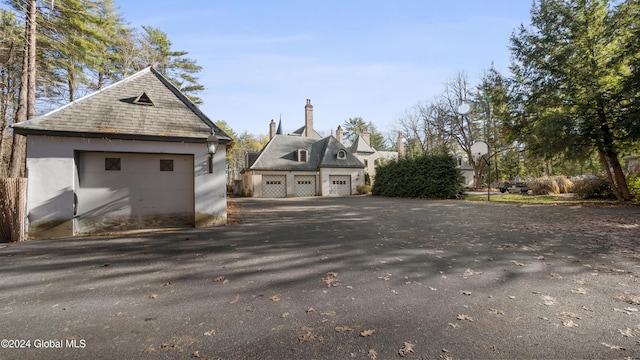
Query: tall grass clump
[[552, 176, 574, 194], [571, 174, 615, 199], [529, 176, 560, 195]]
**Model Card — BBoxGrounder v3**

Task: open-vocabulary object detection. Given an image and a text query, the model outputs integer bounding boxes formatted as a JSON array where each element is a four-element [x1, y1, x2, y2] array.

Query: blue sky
[[122, 1, 533, 137]]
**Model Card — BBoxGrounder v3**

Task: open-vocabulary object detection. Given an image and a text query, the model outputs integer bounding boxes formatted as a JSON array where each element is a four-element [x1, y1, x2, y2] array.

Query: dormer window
[[298, 149, 308, 162], [133, 92, 154, 106], [337, 149, 347, 160]]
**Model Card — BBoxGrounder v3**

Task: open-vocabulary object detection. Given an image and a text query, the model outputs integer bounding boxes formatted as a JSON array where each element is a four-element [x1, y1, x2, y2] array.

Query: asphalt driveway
[[1, 196, 639, 359]]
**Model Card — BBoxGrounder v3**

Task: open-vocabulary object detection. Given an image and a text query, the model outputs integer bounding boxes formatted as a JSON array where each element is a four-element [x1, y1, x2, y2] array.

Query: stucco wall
[[25, 135, 227, 238]]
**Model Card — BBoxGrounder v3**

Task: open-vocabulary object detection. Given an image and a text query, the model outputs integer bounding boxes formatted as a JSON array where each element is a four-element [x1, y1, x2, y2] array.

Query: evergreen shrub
[[627, 174, 640, 201], [371, 153, 465, 199]]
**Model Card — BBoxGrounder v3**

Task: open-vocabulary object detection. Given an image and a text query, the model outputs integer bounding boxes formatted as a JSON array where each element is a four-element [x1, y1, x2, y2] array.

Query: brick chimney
[[304, 99, 313, 137], [397, 132, 405, 157], [269, 119, 276, 139], [336, 125, 343, 144], [361, 128, 370, 146]]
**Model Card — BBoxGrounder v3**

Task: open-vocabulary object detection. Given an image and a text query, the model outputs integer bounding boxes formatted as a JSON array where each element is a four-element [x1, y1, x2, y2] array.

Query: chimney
[[361, 128, 371, 146], [397, 132, 405, 157], [336, 125, 343, 144], [304, 99, 313, 137], [269, 119, 276, 139]]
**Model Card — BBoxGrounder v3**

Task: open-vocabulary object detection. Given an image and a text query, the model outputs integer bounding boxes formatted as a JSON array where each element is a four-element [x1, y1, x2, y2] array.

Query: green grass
[[463, 193, 619, 205]]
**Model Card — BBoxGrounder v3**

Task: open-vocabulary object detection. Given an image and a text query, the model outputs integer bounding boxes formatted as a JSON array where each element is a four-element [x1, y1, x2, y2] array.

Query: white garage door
[[294, 175, 316, 197], [262, 175, 286, 198], [76, 152, 194, 233], [329, 175, 351, 196]]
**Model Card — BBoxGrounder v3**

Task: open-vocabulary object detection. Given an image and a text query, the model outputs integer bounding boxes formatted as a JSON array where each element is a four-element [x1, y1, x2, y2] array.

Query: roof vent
[[133, 92, 154, 106]]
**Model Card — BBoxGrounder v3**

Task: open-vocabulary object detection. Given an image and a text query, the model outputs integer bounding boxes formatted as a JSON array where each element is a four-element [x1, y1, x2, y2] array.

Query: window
[[364, 159, 369, 167], [160, 159, 174, 171], [298, 149, 308, 162], [105, 157, 121, 171], [337, 149, 347, 160]]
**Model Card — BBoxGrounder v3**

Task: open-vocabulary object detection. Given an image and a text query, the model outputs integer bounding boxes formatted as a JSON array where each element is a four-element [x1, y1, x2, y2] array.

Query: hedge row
[[372, 153, 465, 199]]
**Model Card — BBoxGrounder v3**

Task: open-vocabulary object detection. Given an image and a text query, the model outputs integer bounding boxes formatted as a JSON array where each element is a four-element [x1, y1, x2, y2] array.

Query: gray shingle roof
[[290, 125, 322, 138], [349, 134, 375, 154], [249, 135, 364, 171], [13, 67, 231, 143]]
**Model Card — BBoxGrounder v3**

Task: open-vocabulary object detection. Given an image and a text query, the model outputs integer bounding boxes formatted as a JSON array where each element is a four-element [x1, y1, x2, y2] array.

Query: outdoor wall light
[[206, 131, 220, 173]]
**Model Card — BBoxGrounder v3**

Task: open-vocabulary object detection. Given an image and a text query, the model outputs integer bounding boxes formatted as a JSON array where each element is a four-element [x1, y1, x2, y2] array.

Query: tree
[[139, 25, 204, 105], [438, 72, 485, 187], [394, 100, 449, 156], [0, 8, 23, 176], [8, 0, 36, 178], [91, 0, 130, 90], [341, 117, 386, 150], [37, 0, 107, 103], [510, 0, 636, 201]]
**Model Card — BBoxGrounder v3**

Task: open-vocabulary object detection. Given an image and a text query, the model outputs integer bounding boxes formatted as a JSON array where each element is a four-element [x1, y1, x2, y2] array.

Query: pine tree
[[510, 0, 636, 201]]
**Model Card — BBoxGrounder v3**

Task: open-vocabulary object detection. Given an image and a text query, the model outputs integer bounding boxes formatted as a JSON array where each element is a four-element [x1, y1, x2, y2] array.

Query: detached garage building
[[241, 99, 365, 197], [12, 66, 232, 238]]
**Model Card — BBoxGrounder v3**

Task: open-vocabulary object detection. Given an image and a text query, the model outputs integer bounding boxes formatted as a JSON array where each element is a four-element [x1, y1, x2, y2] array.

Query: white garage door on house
[[262, 175, 286, 198], [75, 151, 194, 233], [294, 175, 316, 197], [329, 175, 351, 196]]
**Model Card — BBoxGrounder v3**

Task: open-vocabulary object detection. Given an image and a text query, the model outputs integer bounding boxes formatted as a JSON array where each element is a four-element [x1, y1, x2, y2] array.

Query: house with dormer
[[241, 100, 365, 197], [12, 66, 232, 237], [340, 127, 401, 183]]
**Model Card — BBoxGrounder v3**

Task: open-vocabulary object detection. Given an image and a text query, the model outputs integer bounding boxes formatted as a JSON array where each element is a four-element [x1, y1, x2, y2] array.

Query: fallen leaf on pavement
[[457, 314, 474, 322], [571, 288, 587, 294], [463, 268, 482, 277], [489, 308, 504, 315], [360, 329, 376, 337], [149, 294, 158, 299], [615, 294, 640, 305], [298, 331, 323, 343], [619, 328, 635, 337], [323, 272, 340, 287], [398, 342, 415, 357], [335, 325, 353, 332], [368, 349, 378, 360], [562, 320, 578, 328], [541, 295, 558, 306], [601, 342, 625, 350], [270, 295, 281, 302], [203, 330, 216, 336], [558, 311, 581, 320]]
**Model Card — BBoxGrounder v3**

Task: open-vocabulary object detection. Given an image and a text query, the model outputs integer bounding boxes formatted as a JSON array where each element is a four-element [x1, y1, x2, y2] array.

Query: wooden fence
[[0, 178, 27, 242]]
